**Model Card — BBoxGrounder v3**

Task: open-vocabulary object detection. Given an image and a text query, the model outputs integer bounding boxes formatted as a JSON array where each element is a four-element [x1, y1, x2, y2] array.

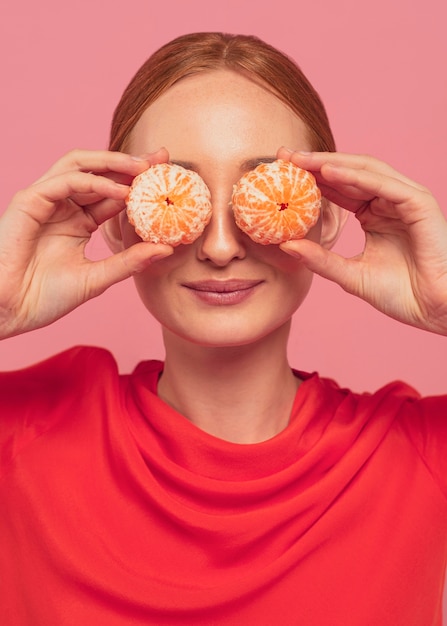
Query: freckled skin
[[122, 70, 323, 348]]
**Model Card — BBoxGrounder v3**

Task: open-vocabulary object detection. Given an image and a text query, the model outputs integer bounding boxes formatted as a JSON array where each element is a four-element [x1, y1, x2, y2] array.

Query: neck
[[157, 323, 301, 444]]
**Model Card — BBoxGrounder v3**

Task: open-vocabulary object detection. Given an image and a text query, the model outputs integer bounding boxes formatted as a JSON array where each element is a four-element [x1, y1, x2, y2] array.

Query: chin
[[162, 316, 293, 351]]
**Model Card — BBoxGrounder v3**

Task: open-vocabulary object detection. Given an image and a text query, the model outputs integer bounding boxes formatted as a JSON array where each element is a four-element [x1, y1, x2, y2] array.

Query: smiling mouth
[[182, 279, 264, 305]]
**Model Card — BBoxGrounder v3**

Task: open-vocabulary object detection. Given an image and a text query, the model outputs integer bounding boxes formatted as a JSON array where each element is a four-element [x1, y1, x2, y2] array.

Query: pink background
[[0, 0, 447, 616], [0, 0, 446, 395]]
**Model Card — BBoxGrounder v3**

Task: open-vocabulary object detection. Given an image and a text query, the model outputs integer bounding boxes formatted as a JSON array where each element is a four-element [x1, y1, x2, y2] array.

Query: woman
[[1, 32, 446, 625]]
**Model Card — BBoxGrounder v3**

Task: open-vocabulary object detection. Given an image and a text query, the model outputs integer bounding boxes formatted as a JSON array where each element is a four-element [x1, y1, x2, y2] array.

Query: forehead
[[128, 70, 311, 157], [148, 69, 297, 116]]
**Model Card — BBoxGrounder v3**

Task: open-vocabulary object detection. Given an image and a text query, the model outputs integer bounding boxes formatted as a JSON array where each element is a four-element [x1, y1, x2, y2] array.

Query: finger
[[86, 242, 174, 297], [310, 180, 369, 214], [35, 148, 169, 184], [10, 173, 129, 227], [277, 148, 428, 192], [320, 163, 438, 224], [279, 238, 360, 295], [277, 147, 383, 213], [39, 173, 128, 204], [83, 196, 129, 226], [35, 150, 144, 183], [105, 149, 171, 186]]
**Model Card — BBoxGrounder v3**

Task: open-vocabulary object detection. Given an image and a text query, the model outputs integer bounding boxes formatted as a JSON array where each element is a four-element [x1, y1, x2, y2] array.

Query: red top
[[1, 346, 446, 625]]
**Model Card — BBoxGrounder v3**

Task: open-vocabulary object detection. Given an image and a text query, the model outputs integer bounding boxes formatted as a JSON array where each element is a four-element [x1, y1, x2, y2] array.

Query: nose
[[197, 194, 247, 266]]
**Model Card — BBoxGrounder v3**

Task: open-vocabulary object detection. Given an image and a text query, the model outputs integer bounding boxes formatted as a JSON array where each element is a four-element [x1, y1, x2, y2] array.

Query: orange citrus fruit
[[126, 163, 212, 246], [231, 159, 321, 244]]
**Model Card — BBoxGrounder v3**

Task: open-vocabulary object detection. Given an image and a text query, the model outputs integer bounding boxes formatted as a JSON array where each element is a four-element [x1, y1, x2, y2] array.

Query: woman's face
[[122, 70, 322, 348]]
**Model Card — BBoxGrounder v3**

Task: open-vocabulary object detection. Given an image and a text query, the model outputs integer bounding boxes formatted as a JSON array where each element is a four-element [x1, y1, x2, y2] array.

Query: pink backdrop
[[0, 0, 446, 396], [1, 0, 447, 617]]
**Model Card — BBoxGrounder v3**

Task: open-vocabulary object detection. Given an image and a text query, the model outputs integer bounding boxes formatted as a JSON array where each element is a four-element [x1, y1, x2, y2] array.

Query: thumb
[[280, 238, 359, 295], [85, 242, 174, 298]]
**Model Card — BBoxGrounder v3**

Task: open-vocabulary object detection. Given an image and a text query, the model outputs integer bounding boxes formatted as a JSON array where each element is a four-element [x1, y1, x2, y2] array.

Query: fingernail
[[150, 252, 173, 263], [279, 243, 301, 259]]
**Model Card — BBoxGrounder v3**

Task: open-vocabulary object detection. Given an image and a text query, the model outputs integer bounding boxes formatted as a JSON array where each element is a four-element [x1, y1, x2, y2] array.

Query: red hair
[[109, 32, 335, 153]]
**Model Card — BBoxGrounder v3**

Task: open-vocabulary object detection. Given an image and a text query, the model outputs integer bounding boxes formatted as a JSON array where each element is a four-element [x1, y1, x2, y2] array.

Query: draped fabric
[[1, 346, 446, 625]]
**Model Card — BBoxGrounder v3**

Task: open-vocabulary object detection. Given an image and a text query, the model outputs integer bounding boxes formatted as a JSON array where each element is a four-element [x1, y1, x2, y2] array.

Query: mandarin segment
[[231, 159, 321, 244], [126, 163, 212, 246]]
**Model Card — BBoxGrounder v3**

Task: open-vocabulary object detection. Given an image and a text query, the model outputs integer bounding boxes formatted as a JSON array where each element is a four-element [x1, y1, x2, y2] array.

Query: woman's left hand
[[277, 147, 447, 336]]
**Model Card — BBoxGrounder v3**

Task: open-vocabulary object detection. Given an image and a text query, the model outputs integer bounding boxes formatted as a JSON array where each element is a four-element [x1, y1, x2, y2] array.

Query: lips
[[182, 279, 264, 305], [184, 279, 262, 292]]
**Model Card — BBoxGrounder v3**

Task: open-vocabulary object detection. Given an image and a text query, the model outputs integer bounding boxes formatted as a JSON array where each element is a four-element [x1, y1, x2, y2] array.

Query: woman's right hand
[[0, 149, 173, 339]]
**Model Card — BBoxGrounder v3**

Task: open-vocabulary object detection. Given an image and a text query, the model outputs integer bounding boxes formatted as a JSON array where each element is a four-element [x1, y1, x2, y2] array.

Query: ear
[[319, 200, 349, 250], [101, 215, 125, 254]]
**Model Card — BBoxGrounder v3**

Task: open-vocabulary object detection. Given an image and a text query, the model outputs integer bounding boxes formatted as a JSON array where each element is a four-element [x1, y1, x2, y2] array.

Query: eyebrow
[[241, 156, 277, 172], [170, 156, 277, 173], [170, 159, 195, 170]]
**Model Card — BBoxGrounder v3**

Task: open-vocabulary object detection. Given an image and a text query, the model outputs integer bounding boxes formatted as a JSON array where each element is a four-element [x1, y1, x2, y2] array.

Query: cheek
[[120, 213, 141, 247], [131, 268, 171, 326], [268, 216, 322, 289], [252, 248, 314, 318], [306, 216, 323, 244], [129, 248, 187, 317], [282, 263, 313, 300]]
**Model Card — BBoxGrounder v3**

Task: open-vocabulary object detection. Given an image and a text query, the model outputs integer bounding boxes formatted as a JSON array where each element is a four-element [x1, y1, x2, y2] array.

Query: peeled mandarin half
[[126, 163, 212, 246], [231, 159, 321, 245]]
